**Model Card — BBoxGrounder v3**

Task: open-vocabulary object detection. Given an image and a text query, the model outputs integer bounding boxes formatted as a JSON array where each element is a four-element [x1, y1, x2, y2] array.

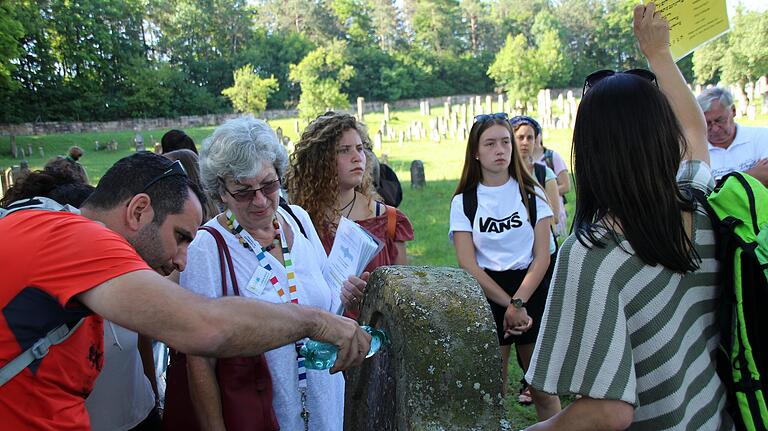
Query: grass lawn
[[2, 106, 766, 429]]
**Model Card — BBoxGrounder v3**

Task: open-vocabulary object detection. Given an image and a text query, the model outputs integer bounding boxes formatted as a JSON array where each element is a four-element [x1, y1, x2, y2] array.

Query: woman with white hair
[[174, 116, 365, 431]]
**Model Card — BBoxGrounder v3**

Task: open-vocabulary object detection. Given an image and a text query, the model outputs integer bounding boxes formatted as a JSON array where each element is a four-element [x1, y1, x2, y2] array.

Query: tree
[[692, 35, 727, 84], [720, 10, 768, 88], [222, 66, 279, 114], [405, 0, 464, 54], [488, 34, 542, 109], [289, 40, 355, 119], [254, 0, 341, 44], [488, 26, 571, 108], [369, 0, 404, 51], [0, 3, 23, 91]]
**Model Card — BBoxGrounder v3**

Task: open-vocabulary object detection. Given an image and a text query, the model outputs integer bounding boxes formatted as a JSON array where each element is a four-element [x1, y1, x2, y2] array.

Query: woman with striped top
[[525, 4, 733, 430]]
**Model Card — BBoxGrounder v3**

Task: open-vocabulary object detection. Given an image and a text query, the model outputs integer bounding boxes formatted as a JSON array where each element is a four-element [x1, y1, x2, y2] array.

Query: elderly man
[[0, 152, 370, 430], [697, 87, 768, 184]]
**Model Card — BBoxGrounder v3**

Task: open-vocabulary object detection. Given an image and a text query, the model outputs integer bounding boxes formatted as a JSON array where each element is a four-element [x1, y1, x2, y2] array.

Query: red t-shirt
[[0, 210, 149, 430]]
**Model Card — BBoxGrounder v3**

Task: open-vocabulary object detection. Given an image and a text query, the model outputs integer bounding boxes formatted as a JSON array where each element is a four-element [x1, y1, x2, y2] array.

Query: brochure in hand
[[323, 217, 384, 315]]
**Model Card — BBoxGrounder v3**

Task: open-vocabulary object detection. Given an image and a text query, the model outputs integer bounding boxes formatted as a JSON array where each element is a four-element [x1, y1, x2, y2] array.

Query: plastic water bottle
[[300, 325, 389, 370]]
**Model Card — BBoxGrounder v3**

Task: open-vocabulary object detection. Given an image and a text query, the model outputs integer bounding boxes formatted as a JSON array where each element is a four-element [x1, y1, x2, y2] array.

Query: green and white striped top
[[527, 160, 734, 430]]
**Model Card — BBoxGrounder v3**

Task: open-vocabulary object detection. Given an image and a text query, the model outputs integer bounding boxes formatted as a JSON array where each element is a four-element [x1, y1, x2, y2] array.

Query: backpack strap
[[543, 148, 555, 172], [199, 226, 239, 296], [0, 196, 86, 387], [0, 319, 85, 387], [278, 197, 307, 239], [462, 185, 479, 229], [386, 205, 397, 241], [533, 163, 547, 187], [526, 188, 537, 228]]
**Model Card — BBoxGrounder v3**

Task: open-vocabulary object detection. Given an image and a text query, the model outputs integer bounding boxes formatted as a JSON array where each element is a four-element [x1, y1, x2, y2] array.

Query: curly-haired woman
[[286, 112, 414, 280]]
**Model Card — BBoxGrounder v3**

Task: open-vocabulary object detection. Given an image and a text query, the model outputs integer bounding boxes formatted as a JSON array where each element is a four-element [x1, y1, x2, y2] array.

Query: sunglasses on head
[[474, 112, 509, 123], [138, 160, 187, 195], [509, 115, 541, 134], [219, 177, 281, 203], [582, 68, 657, 96]]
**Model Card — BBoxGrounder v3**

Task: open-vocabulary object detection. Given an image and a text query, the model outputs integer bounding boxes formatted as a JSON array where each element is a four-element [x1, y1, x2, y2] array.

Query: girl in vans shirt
[[449, 114, 561, 421]]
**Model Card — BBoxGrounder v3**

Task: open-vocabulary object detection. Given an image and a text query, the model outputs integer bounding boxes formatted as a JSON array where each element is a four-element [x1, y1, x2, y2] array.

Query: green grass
[[2, 106, 766, 429]]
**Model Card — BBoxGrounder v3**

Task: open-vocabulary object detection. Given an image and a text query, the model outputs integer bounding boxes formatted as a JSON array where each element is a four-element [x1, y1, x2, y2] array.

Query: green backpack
[[704, 172, 768, 431]]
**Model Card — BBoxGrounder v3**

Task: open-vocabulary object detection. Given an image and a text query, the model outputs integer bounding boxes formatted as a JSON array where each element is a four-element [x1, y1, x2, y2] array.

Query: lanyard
[[225, 210, 310, 429]]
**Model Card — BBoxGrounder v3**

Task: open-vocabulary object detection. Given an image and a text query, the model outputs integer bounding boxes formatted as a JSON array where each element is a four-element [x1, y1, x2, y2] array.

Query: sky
[[728, 0, 767, 12]]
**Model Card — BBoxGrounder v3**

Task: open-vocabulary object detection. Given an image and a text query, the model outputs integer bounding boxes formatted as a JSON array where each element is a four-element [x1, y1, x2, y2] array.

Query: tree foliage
[[0, 0, 765, 123], [289, 40, 355, 119], [222, 66, 279, 114]]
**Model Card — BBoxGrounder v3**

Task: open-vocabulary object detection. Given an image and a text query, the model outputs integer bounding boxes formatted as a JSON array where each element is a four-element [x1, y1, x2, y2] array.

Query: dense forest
[[0, 0, 765, 123]]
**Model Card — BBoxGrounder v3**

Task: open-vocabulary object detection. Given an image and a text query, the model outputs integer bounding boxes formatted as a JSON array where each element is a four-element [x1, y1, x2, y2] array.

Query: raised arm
[[77, 269, 370, 373], [633, 3, 709, 164]]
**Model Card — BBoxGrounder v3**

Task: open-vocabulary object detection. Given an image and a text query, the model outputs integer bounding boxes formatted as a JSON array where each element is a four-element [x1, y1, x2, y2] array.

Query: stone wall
[[344, 266, 506, 431], [0, 95, 493, 137]]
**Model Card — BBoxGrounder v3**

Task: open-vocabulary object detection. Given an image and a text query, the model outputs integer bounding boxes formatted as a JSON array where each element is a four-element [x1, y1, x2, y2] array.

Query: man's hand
[[311, 311, 371, 373], [340, 271, 369, 310], [633, 3, 671, 61], [747, 159, 768, 186]]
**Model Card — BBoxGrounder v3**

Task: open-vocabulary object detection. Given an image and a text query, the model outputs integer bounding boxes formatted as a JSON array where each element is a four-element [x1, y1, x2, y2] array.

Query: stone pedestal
[[344, 266, 505, 431]]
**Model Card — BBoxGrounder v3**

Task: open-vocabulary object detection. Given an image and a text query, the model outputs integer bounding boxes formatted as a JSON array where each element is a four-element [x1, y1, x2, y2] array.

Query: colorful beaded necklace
[[224, 210, 310, 429]]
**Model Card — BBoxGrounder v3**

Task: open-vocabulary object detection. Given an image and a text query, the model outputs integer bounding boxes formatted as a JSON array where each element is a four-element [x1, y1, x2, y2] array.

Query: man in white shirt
[[697, 87, 768, 184]]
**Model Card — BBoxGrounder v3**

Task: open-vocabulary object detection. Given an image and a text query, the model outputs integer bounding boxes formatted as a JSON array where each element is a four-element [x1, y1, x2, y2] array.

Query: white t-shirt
[[708, 124, 768, 180], [85, 322, 155, 431], [179, 205, 344, 431], [449, 177, 553, 271]]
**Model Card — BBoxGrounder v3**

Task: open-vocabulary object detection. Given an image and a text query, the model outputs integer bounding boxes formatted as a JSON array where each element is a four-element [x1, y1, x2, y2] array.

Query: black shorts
[[484, 255, 555, 346]]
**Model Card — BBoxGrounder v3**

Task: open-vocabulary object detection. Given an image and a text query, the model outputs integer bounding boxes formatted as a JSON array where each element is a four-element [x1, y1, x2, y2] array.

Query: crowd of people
[[0, 3, 765, 430]]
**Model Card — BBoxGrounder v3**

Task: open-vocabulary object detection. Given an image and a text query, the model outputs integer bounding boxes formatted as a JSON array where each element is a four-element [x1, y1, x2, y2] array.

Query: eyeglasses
[[509, 115, 541, 135], [474, 112, 509, 123], [138, 160, 187, 195], [582, 69, 658, 96], [219, 178, 281, 202]]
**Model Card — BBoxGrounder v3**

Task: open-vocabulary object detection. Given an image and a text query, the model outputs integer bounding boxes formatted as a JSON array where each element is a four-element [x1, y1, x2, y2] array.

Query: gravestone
[[374, 131, 383, 152], [108, 139, 118, 152], [384, 103, 390, 122], [3, 167, 12, 192], [410, 160, 425, 189], [485, 95, 492, 114], [498, 94, 504, 114], [38, 147, 44, 158], [357, 97, 365, 121], [9, 135, 16, 159], [444, 102, 450, 118], [425, 100, 430, 116], [294, 120, 300, 135], [398, 131, 404, 147], [95, 140, 101, 151], [0, 169, 7, 195], [344, 266, 504, 431], [475, 96, 482, 114], [276, 127, 283, 144], [26, 143, 32, 158], [134, 133, 145, 152]]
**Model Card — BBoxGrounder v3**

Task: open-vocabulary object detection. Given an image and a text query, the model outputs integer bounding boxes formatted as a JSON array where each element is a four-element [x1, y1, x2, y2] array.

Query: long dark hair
[[572, 73, 700, 272], [454, 118, 540, 214]]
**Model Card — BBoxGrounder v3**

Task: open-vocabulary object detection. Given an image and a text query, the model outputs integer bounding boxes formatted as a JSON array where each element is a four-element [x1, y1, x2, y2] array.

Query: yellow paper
[[644, 0, 731, 61]]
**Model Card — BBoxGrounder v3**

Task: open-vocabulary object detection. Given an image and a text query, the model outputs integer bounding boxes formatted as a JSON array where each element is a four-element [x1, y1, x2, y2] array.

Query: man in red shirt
[[0, 152, 370, 430]]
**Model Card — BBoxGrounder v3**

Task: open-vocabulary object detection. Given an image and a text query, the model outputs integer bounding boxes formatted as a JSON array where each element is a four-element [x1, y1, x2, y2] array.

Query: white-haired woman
[[174, 116, 365, 431]]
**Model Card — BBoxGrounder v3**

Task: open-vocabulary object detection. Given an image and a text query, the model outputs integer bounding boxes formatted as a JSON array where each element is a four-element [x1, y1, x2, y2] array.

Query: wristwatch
[[510, 298, 526, 309]]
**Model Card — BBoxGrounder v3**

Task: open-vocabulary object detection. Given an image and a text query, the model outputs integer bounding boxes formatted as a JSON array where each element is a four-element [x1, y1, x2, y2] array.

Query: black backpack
[[377, 163, 403, 208]]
